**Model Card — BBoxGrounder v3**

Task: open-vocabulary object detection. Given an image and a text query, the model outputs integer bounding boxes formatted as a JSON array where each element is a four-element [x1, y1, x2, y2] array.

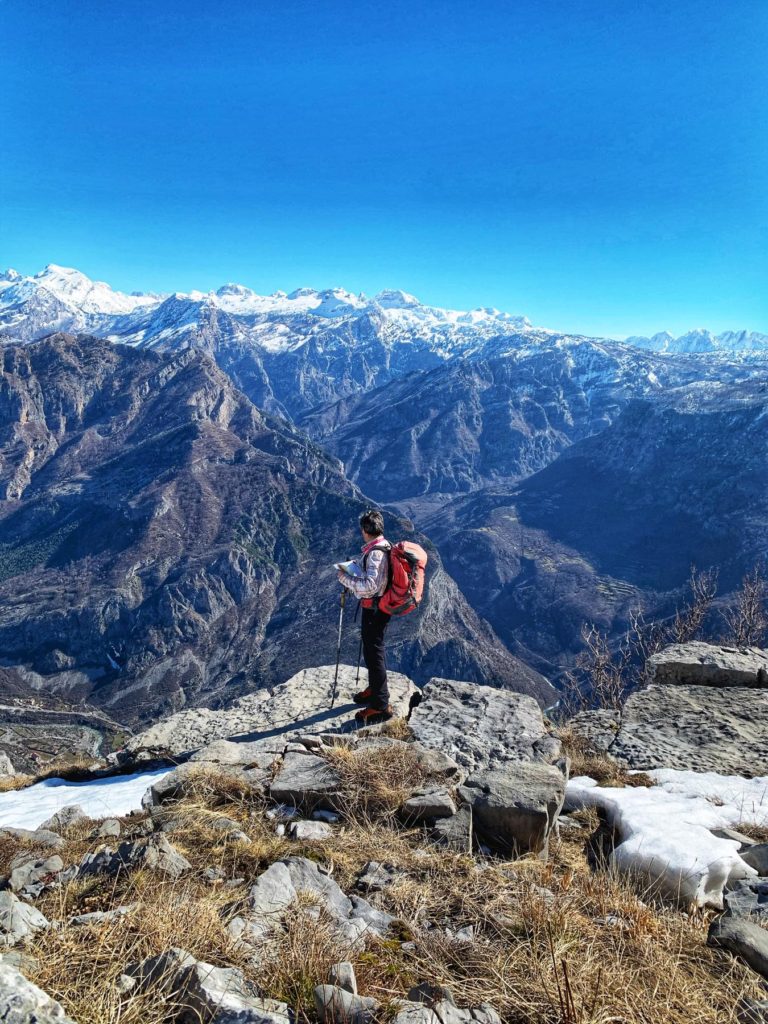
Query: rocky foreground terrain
[[0, 642, 765, 1023]]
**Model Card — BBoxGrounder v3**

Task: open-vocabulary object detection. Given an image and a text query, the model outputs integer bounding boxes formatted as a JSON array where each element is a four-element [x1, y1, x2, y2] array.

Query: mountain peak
[[373, 289, 421, 309]]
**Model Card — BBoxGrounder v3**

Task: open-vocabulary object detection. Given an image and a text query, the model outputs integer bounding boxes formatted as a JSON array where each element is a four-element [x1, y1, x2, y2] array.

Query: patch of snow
[[0, 768, 170, 830], [565, 768, 767, 908]]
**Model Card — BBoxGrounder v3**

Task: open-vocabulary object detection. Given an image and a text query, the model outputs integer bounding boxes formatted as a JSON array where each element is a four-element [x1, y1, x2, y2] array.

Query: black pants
[[361, 607, 391, 710]]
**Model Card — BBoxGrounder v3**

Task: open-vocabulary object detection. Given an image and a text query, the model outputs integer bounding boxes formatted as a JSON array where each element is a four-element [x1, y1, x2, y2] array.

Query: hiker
[[337, 508, 394, 724]]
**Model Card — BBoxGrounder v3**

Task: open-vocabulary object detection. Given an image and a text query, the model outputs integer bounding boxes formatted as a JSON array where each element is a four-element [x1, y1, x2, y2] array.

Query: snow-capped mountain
[[626, 327, 768, 353]]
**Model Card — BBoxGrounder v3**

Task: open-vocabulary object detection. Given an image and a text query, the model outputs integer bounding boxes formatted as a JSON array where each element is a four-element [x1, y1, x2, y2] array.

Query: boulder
[[175, 960, 290, 1024], [409, 678, 557, 774], [124, 947, 198, 992], [142, 762, 251, 808], [708, 915, 768, 980], [649, 643, 768, 687], [608, 685, 768, 776], [458, 763, 565, 859], [126, 665, 416, 759], [8, 855, 64, 899], [269, 752, 341, 812], [236, 857, 392, 946], [40, 805, 88, 833], [401, 788, 457, 823], [0, 960, 76, 1023], [314, 985, 380, 1024], [0, 892, 50, 946], [0, 754, 16, 777], [78, 834, 192, 879]]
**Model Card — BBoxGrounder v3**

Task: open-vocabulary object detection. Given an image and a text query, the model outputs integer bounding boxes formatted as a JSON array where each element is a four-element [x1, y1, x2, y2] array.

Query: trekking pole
[[330, 588, 347, 709], [355, 636, 363, 686]]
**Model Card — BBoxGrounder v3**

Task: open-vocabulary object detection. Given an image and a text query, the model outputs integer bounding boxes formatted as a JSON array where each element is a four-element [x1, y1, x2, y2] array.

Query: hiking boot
[[354, 705, 394, 726], [353, 687, 374, 705]]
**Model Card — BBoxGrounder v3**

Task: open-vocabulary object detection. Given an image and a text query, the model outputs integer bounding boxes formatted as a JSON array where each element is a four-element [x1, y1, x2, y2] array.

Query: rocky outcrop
[[0, 891, 50, 946], [648, 643, 768, 687], [606, 685, 768, 776], [125, 665, 416, 760], [409, 678, 566, 857]]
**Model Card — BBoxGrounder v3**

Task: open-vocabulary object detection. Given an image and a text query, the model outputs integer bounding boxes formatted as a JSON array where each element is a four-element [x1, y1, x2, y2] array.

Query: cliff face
[[419, 386, 768, 679], [0, 335, 550, 729]]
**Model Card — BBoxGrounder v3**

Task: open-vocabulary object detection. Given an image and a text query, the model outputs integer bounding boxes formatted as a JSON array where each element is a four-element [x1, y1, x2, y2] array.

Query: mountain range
[[1, 262, 767, 738]]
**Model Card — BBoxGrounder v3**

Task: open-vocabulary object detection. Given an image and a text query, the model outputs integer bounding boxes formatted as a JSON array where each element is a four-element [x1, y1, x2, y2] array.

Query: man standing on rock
[[337, 508, 394, 724]]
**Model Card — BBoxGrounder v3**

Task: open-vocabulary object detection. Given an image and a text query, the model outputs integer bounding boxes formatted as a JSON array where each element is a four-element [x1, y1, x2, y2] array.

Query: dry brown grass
[[0, 772, 34, 793], [14, 761, 764, 1024], [325, 742, 427, 823]]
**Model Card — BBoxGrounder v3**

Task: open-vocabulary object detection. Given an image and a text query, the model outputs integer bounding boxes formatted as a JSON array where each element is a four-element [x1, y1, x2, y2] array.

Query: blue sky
[[2, 0, 767, 338]]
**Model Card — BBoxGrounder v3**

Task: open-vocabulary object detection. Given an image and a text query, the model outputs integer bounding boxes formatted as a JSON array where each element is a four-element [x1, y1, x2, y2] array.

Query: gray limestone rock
[[126, 665, 415, 759], [124, 947, 197, 992], [401, 788, 457, 823], [314, 985, 380, 1024], [0, 754, 16, 777], [458, 764, 565, 859], [649, 642, 768, 687], [412, 745, 462, 782], [0, 891, 50, 946], [69, 905, 135, 926], [237, 857, 392, 946], [329, 961, 357, 995], [8, 855, 64, 899], [189, 739, 285, 768], [608, 684, 768, 776], [78, 834, 192, 880], [142, 761, 251, 809], [564, 709, 620, 754], [175, 960, 291, 1024], [711, 826, 758, 848], [91, 818, 121, 840], [288, 820, 333, 841], [0, 827, 64, 850], [431, 807, 473, 853], [40, 805, 88, 833], [410, 678, 556, 774], [269, 752, 341, 812], [724, 879, 768, 920], [741, 844, 768, 876], [406, 984, 502, 1024], [708, 915, 768, 980], [0, 960, 76, 1023]]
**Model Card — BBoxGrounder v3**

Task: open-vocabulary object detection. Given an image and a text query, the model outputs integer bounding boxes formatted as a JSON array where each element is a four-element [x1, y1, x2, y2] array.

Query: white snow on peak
[[373, 289, 421, 309], [23, 264, 160, 315], [566, 768, 767, 908], [0, 268, 21, 283]]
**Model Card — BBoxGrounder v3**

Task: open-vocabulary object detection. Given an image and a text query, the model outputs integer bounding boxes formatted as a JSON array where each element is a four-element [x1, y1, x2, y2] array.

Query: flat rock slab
[[270, 752, 342, 811], [409, 678, 556, 774], [126, 665, 416, 759], [609, 684, 768, 776], [649, 642, 768, 687]]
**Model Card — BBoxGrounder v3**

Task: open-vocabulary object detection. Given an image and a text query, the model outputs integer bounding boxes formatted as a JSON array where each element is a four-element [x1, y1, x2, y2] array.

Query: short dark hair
[[359, 508, 384, 537]]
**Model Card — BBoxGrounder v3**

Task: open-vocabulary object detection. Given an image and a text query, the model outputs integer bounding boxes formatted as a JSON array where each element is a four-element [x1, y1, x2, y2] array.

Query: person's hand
[[337, 571, 347, 585]]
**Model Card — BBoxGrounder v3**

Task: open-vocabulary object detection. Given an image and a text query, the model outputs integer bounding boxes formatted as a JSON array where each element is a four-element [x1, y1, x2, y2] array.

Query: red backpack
[[377, 541, 428, 616]]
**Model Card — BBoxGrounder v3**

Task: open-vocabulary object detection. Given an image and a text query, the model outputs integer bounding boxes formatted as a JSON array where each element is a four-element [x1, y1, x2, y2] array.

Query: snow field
[[0, 768, 171, 831], [565, 768, 768, 908]]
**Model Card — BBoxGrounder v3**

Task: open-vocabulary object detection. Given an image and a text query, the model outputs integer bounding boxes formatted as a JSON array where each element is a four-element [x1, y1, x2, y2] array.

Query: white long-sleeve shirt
[[341, 540, 390, 601]]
